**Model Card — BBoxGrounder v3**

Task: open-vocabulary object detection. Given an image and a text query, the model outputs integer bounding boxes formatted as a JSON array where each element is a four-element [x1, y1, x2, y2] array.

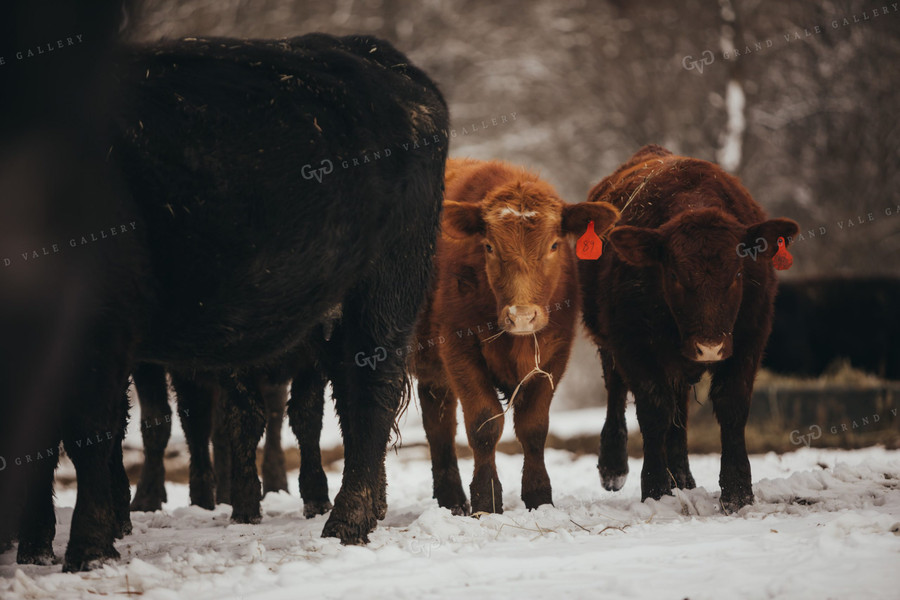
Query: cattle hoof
[[321, 516, 372, 545], [115, 518, 133, 539], [16, 547, 57, 566], [449, 503, 471, 517], [129, 495, 163, 512], [600, 470, 628, 492], [303, 500, 333, 518], [190, 491, 216, 511], [230, 509, 262, 525], [523, 488, 553, 510], [62, 545, 119, 572], [719, 489, 754, 513]]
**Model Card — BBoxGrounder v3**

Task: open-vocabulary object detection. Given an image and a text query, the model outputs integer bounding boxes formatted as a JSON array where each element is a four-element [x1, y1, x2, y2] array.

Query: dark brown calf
[[579, 145, 798, 511], [415, 158, 619, 514]]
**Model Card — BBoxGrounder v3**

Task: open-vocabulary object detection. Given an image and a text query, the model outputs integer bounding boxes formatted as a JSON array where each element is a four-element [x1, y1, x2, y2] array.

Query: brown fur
[[414, 158, 619, 514], [579, 145, 799, 510]]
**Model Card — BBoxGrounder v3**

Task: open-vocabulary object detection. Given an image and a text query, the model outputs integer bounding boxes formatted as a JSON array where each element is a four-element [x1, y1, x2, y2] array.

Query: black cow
[[763, 277, 900, 380], [1, 31, 448, 571]]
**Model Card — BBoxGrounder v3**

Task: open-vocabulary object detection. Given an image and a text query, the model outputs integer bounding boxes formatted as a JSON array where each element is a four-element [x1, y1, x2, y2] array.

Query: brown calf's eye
[[485, 243, 493, 254], [550, 242, 559, 252]]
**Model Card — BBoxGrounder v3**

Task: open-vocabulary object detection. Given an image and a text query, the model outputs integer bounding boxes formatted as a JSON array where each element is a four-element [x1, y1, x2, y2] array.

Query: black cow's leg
[[130, 363, 170, 511], [62, 352, 132, 572], [171, 372, 216, 510], [598, 349, 629, 491], [710, 365, 754, 512], [223, 374, 266, 523], [16, 450, 59, 565], [288, 363, 332, 518], [323, 320, 403, 544], [109, 394, 133, 537], [212, 389, 232, 505], [260, 377, 289, 496], [633, 384, 673, 502], [420, 381, 468, 515], [665, 384, 695, 490]]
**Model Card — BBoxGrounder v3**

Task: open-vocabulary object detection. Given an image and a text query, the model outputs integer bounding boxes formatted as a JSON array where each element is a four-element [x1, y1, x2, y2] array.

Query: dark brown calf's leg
[[711, 365, 754, 512], [130, 363, 171, 511], [222, 375, 266, 524], [260, 377, 289, 496], [170, 372, 216, 510], [513, 380, 554, 510], [598, 349, 629, 491], [665, 385, 695, 490], [633, 384, 674, 502], [420, 381, 469, 515], [288, 363, 332, 518]]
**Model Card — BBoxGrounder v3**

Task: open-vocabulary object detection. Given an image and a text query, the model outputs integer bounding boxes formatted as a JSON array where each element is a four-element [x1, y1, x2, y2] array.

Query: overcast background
[[126, 0, 900, 407]]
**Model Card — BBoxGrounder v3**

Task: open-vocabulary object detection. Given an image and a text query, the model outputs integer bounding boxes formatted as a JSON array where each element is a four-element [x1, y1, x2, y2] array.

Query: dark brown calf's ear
[[608, 226, 663, 267], [562, 202, 619, 236], [744, 218, 800, 259], [442, 201, 485, 238]]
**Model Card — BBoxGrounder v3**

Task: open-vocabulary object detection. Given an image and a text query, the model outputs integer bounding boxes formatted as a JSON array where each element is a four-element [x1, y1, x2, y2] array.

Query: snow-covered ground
[[3, 444, 899, 600]]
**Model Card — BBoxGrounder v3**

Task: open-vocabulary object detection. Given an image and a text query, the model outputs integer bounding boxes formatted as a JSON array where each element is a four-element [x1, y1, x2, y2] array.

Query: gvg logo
[[682, 50, 715, 73], [790, 425, 822, 447], [408, 536, 441, 557], [354, 347, 387, 370], [300, 159, 334, 183], [736, 237, 768, 260]]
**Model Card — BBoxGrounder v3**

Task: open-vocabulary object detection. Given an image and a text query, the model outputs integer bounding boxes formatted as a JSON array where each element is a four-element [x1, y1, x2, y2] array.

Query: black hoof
[[230, 509, 262, 525], [17, 546, 57, 566], [130, 495, 163, 512], [63, 544, 119, 572], [720, 488, 754, 513], [522, 488, 553, 510], [449, 503, 471, 517], [303, 500, 333, 519], [600, 465, 628, 491], [115, 518, 133, 539], [321, 516, 373, 545]]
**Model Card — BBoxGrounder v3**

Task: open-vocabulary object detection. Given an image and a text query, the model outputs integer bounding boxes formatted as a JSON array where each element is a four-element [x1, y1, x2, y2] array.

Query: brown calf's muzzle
[[682, 333, 734, 363], [499, 303, 548, 334]]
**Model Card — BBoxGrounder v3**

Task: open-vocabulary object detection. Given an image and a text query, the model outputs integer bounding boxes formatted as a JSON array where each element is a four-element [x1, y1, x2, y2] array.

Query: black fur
[[2, 31, 448, 570]]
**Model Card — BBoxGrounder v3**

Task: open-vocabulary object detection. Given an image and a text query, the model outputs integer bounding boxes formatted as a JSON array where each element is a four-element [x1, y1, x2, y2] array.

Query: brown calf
[[579, 145, 799, 511], [414, 158, 619, 514]]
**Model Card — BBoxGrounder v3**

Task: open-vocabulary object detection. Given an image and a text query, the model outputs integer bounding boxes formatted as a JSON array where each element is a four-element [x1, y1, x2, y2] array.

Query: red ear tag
[[772, 236, 793, 271], [577, 221, 603, 260]]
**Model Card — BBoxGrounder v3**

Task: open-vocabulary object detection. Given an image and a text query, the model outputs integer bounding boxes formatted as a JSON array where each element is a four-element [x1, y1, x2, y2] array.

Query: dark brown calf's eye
[[485, 243, 493, 253]]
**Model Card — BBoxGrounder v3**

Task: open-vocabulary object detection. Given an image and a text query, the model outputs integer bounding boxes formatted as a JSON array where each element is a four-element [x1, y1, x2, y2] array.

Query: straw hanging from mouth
[[477, 332, 554, 432]]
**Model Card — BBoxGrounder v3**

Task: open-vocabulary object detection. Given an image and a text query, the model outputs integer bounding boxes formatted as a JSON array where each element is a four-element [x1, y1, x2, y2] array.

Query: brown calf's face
[[610, 208, 798, 362], [444, 185, 618, 334]]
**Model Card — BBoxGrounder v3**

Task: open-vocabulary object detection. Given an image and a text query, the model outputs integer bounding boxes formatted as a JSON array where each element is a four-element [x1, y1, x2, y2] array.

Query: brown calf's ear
[[744, 218, 800, 259], [442, 201, 485, 238], [608, 226, 663, 267], [562, 202, 620, 236]]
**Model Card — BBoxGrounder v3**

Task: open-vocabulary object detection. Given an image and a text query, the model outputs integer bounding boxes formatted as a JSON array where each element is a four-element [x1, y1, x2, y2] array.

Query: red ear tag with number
[[576, 221, 603, 260], [772, 236, 793, 271]]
